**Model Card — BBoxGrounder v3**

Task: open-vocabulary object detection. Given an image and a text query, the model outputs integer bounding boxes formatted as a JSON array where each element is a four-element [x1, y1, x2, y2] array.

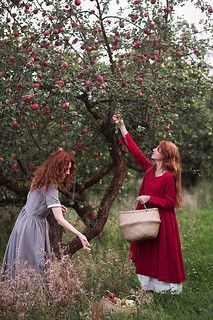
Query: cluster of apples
[[105, 293, 136, 308]]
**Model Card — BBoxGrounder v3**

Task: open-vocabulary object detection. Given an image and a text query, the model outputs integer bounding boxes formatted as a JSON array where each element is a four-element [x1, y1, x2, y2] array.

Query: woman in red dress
[[112, 114, 186, 294]]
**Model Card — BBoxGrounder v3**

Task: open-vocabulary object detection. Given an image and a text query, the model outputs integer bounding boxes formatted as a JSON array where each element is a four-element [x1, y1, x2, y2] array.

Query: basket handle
[[133, 199, 147, 210]]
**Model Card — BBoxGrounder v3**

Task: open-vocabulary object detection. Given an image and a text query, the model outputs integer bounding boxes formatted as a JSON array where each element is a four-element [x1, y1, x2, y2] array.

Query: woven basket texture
[[101, 297, 137, 313], [119, 208, 161, 241]]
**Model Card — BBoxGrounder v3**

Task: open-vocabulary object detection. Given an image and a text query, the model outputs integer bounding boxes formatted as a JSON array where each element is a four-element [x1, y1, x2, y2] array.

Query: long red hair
[[158, 141, 182, 207], [31, 149, 76, 192]]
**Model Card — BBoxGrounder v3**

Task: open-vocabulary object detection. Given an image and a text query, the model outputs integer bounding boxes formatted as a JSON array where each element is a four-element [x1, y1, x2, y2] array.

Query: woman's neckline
[[154, 171, 168, 178]]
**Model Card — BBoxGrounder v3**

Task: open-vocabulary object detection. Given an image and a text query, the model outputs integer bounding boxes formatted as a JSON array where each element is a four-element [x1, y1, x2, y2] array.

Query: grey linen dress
[[2, 185, 61, 277]]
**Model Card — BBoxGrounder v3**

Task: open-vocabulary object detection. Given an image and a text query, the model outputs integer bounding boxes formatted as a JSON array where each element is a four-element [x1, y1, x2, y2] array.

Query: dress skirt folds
[[120, 133, 186, 291], [2, 185, 61, 277]]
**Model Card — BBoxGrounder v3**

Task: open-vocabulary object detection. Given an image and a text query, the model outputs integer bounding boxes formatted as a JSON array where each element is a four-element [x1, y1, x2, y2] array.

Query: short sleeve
[[45, 185, 61, 208]]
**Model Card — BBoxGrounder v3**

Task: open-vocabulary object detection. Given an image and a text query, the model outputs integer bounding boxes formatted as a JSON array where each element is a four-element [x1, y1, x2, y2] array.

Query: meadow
[[0, 181, 212, 320]]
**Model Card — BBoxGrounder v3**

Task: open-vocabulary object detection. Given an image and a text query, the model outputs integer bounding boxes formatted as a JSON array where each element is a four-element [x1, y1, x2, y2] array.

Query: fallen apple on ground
[[125, 299, 136, 307], [105, 294, 136, 308]]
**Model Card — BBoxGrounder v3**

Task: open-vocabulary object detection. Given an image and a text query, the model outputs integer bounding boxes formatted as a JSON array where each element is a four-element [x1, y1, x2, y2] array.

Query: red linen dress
[[121, 133, 186, 284]]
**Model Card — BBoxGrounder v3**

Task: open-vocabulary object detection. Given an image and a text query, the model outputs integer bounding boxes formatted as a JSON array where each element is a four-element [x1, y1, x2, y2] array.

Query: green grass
[[0, 187, 213, 320], [60, 202, 213, 320]]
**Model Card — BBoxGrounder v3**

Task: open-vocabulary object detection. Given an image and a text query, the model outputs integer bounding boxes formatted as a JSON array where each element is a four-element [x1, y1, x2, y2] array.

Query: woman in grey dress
[[2, 149, 91, 277]]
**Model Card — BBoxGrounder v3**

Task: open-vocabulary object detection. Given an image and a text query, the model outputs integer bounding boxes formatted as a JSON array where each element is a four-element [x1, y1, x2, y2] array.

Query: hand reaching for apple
[[112, 113, 128, 136], [112, 113, 123, 124], [78, 233, 92, 252]]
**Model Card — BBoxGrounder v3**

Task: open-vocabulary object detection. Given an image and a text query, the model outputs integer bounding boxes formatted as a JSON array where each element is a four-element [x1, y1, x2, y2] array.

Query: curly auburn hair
[[30, 150, 76, 192], [157, 140, 182, 207]]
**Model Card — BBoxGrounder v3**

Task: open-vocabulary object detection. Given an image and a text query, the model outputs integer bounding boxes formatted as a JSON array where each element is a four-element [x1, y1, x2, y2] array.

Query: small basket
[[101, 297, 137, 313], [119, 201, 161, 241]]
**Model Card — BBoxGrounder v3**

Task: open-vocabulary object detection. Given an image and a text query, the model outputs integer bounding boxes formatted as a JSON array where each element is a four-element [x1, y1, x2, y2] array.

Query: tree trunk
[[63, 140, 128, 255]]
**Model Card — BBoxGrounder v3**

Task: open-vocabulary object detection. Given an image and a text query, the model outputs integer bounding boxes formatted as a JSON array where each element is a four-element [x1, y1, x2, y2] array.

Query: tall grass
[[0, 180, 212, 319]]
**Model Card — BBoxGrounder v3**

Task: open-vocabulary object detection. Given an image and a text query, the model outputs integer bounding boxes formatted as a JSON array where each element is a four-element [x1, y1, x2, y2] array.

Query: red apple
[[32, 103, 40, 110], [93, 151, 101, 158], [12, 121, 19, 128], [144, 28, 151, 35], [53, 28, 59, 35], [43, 106, 50, 115], [164, 125, 171, 131], [164, 7, 171, 13], [83, 146, 90, 152], [82, 127, 88, 134], [14, 31, 19, 37], [72, 37, 78, 44], [137, 77, 144, 84], [121, 80, 127, 87], [96, 119, 103, 126], [42, 60, 49, 66], [58, 119, 64, 125], [119, 21, 125, 28], [133, 40, 142, 48], [76, 141, 83, 148], [61, 127, 68, 133], [43, 30, 51, 36], [71, 21, 78, 28], [62, 61, 69, 68], [32, 82, 40, 88], [175, 50, 182, 57], [111, 45, 118, 51], [100, 83, 107, 89], [55, 80, 65, 87], [62, 102, 69, 110], [131, 14, 139, 22], [96, 75, 103, 83], [119, 65, 126, 71], [11, 162, 17, 170], [74, 0, 81, 6], [85, 80, 91, 87], [30, 56, 37, 62]]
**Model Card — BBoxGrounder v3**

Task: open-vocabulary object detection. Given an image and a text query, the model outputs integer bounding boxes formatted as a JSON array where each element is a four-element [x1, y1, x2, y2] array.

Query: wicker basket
[[119, 203, 161, 241], [101, 297, 137, 313]]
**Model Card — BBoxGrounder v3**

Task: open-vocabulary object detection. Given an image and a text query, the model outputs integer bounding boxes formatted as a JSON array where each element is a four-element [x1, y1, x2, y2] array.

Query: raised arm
[[112, 114, 153, 171]]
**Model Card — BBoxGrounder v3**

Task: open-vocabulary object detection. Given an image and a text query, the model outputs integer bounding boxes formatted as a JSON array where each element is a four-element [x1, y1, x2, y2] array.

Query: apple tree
[[0, 0, 212, 255]]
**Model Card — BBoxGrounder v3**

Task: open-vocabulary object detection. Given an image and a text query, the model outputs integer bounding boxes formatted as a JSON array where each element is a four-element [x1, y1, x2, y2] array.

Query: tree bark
[[63, 137, 128, 255], [0, 169, 29, 196]]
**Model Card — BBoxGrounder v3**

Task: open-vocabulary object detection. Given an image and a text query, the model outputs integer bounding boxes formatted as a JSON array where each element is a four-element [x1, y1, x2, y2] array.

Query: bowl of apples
[[101, 292, 137, 313]]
